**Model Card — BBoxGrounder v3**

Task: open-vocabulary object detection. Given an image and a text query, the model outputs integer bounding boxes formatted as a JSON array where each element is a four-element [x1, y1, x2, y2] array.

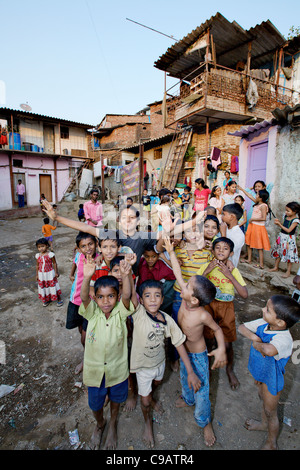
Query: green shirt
[[79, 299, 134, 387]]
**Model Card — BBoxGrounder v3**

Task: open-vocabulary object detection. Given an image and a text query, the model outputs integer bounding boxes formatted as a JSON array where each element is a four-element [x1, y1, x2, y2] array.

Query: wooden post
[[276, 47, 283, 98], [247, 41, 252, 76], [101, 154, 105, 203], [139, 144, 144, 203], [58, 123, 61, 156], [54, 157, 58, 203], [10, 114, 14, 150], [9, 154, 16, 207], [204, 117, 209, 185]]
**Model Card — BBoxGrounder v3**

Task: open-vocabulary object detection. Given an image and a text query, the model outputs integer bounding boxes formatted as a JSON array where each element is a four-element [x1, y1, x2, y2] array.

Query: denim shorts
[[179, 350, 211, 428], [88, 376, 128, 411]]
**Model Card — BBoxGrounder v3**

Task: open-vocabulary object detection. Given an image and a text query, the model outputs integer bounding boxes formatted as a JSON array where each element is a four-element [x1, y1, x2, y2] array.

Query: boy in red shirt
[[137, 248, 176, 314]]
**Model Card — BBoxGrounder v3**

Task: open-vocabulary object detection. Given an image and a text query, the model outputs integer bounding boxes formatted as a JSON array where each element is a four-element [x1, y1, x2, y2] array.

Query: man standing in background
[[83, 188, 103, 227], [16, 179, 26, 208]]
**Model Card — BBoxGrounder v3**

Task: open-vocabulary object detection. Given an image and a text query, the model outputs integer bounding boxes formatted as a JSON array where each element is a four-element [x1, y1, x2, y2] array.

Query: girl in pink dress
[[35, 238, 63, 307], [193, 178, 211, 212]]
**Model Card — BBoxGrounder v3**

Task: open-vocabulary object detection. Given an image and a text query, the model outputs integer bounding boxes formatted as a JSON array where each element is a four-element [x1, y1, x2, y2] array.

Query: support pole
[[101, 154, 105, 203], [204, 117, 209, 185], [139, 144, 144, 203]]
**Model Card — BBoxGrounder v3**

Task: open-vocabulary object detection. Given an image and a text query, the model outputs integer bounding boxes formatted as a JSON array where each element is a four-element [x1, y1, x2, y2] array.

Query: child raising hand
[[163, 236, 227, 447]]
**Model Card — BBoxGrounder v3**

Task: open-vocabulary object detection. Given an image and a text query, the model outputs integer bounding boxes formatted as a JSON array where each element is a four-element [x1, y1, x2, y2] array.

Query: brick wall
[[191, 122, 241, 156]]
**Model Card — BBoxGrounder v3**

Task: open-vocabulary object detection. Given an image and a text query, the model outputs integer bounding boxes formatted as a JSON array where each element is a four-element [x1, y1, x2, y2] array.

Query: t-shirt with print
[[130, 303, 186, 372], [197, 263, 246, 301]]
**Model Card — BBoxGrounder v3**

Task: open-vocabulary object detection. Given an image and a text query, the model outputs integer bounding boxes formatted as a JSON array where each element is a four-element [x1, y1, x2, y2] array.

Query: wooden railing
[[165, 64, 293, 127]]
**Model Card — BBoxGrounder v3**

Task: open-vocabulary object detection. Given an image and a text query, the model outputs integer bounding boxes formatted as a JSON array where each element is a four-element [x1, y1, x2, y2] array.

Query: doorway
[[245, 140, 268, 212], [39, 174, 52, 202], [13, 173, 26, 205]]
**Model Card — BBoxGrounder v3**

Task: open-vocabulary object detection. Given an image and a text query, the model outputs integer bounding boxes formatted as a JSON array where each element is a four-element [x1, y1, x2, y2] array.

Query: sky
[[1, 0, 299, 128]]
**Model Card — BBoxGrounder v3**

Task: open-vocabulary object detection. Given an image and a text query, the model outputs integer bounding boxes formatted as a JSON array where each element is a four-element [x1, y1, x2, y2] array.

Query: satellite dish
[[20, 103, 32, 112]]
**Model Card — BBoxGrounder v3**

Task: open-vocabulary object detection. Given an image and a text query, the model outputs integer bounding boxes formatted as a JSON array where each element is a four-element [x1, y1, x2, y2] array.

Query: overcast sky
[[1, 0, 299, 127]]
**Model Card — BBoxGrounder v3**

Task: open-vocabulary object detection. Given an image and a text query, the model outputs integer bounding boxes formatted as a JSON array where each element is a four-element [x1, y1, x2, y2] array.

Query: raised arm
[[163, 236, 185, 291], [237, 185, 257, 203], [42, 199, 97, 236], [119, 259, 133, 310], [80, 254, 96, 309]]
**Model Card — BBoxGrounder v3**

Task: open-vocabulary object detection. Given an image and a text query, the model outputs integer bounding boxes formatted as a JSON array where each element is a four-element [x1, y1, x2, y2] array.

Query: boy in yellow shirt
[[197, 237, 248, 390], [79, 255, 135, 450]]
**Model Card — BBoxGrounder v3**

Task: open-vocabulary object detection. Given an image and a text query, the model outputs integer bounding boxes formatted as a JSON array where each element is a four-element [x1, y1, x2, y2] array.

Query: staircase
[[160, 126, 193, 189], [62, 158, 93, 198]]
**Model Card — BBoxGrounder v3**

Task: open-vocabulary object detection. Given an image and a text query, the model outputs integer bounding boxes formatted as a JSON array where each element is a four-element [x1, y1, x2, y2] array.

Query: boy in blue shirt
[[238, 295, 300, 450]]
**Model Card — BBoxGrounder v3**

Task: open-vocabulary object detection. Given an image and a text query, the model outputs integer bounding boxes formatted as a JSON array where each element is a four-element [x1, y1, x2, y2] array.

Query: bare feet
[[245, 419, 278, 449], [151, 398, 164, 414], [104, 422, 118, 450], [244, 418, 267, 431], [203, 423, 216, 447], [75, 361, 83, 375], [90, 420, 106, 450], [227, 369, 240, 390], [175, 396, 189, 408], [241, 259, 251, 264], [281, 272, 291, 279], [123, 391, 138, 412], [143, 421, 155, 449], [268, 267, 278, 272]]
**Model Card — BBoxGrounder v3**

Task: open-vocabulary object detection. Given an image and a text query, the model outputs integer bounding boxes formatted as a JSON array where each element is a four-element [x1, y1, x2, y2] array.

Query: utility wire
[[126, 18, 178, 41]]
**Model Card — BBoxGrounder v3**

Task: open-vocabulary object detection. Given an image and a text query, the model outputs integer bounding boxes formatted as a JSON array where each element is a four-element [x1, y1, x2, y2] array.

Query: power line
[[126, 18, 178, 42]]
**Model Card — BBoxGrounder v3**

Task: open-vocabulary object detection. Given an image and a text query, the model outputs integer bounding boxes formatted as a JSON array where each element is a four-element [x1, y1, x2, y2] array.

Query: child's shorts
[[88, 376, 128, 411], [45, 236, 53, 242], [135, 362, 165, 397], [204, 299, 236, 342], [66, 301, 83, 329]]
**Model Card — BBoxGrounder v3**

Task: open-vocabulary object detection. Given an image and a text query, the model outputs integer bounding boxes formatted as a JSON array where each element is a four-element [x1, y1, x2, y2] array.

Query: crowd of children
[[40, 175, 300, 451]]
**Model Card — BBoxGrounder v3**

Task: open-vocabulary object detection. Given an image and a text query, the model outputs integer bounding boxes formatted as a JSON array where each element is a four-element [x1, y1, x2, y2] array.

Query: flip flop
[[254, 264, 264, 269]]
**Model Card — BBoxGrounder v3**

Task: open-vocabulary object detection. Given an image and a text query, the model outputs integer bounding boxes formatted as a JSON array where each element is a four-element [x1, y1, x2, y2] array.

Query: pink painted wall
[[0, 153, 71, 210]]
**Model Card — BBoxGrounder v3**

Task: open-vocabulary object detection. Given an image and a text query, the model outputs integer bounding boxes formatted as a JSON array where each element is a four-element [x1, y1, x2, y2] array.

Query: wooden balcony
[[165, 65, 293, 128]]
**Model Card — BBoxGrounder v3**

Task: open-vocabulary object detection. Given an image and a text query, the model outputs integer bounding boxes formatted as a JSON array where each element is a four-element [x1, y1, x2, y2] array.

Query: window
[[154, 148, 162, 160], [13, 159, 23, 168], [61, 126, 69, 139]]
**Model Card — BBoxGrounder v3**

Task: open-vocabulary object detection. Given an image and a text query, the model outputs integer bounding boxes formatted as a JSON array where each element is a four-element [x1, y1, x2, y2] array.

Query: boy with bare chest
[[164, 237, 227, 447]]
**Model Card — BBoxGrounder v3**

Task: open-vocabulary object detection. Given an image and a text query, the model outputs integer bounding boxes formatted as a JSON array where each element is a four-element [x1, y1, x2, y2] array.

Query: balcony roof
[[0, 107, 94, 129], [154, 12, 286, 80]]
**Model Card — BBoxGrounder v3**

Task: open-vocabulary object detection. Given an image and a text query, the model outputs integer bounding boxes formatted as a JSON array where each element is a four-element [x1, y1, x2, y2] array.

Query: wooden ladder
[[62, 158, 93, 198], [160, 126, 193, 189]]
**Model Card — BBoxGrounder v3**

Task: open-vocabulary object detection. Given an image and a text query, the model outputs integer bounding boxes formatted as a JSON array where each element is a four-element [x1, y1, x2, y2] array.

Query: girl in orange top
[[243, 189, 271, 269]]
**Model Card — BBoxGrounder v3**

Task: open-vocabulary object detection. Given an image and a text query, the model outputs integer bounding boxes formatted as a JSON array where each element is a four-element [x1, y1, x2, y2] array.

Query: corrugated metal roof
[[0, 107, 94, 128], [122, 132, 175, 153], [227, 119, 277, 140], [154, 12, 286, 80]]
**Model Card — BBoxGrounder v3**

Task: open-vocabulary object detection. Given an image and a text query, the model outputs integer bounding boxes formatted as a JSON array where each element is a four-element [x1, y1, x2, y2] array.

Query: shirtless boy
[[163, 237, 227, 447]]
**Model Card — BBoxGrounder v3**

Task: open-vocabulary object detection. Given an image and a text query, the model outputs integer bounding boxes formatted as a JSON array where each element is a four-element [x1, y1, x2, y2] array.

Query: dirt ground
[[0, 201, 299, 452]]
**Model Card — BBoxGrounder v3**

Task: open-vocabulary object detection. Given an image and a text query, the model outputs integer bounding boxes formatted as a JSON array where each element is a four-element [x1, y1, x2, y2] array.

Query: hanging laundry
[[230, 155, 239, 173], [210, 147, 222, 169], [114, 167, 121, 183], [246, 79, 259, 110]]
